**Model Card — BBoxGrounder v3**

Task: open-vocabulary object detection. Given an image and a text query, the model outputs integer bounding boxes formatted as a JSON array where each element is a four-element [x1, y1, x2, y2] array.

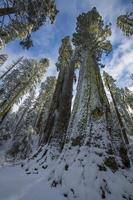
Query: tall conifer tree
[[49, 8, 131, 200]]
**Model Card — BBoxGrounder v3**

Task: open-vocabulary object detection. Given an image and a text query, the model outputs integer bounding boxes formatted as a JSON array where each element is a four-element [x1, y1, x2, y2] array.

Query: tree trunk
[[13, 108, 27, 135], [67, 50, 130, 167], [41, 61, 75, 150], [0, 7, 16, 17], [36, 102, 51, 144], [67, 51, 112, 146]]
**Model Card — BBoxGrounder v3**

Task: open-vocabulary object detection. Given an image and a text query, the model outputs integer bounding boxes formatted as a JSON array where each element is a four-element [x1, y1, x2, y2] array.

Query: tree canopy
[[72, 7, 112, 61], [0, 0, 58, 49], [117, 2, 133, 36]]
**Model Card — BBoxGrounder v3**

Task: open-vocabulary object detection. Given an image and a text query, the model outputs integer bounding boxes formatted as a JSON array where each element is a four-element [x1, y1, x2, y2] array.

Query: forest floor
[[0, 164, 65, 200], [0, 136, 133, 200]]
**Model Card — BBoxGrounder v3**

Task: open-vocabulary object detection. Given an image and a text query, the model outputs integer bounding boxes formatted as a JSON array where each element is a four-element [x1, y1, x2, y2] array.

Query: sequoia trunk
[[42, 61, 74, 150]]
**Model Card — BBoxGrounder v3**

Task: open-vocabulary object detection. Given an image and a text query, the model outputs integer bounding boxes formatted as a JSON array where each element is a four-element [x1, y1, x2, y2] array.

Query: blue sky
[[0, 0, 133, 89]]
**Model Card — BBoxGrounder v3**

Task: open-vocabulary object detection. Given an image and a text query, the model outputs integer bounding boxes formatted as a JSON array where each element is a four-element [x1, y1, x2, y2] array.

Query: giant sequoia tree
[[41, 36, 74, 151], [0, 0, 58, 49], [49, 8, 132, 200]]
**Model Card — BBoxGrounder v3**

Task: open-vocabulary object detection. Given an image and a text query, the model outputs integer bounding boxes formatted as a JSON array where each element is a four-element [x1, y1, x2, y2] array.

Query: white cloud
[[104, 38, 133, 89]]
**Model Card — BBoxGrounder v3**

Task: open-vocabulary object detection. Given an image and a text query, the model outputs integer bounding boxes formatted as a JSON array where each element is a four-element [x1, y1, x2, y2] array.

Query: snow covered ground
[[0, 165, 65, 200], [0, 141, 133, 200]]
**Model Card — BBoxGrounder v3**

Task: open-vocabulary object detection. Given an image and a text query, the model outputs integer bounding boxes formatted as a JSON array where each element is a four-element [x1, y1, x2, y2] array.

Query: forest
[[0, 0, 133, 200]]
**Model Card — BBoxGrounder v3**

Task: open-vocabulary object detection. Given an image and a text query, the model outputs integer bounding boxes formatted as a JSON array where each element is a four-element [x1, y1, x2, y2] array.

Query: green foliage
[[72, 7, 112, 61], [117, 2, 133, 36], [0, 0, 58, 49], [117, 14, 133, 36], [20, 35, 33, 49]]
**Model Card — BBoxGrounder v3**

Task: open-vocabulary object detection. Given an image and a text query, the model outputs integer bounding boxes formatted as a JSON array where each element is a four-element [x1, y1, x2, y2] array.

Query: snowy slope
[[47, 145, 133, 200], [0, 165, 65, 200], [0, 143, 133, 200]]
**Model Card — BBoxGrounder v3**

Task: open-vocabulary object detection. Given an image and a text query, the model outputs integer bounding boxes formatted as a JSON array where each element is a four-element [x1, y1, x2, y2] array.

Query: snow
[[23, 144, 60, 174], [0, 143, 133, 200], [23, 142, 133, 200], [0, 165, 66, 200], [48, 146, 133, 200]]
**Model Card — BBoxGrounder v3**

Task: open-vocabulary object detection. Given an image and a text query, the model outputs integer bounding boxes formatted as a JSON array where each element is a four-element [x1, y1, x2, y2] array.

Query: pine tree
[[0, 57, 23, 80], [34, 76, 56, 144], [0, 57, 49, 123], [1, 76, 56, 160], [0, 111, 16, 146], [103, 71, 130, 144], [0, 0, 58, 49], [14, 91, 35, 135], [20, 77, 56, 164], [117, 2, 133, 36], [68, 7, 129, 167], [7, 90, 36, 160], [123, 87, 133, 110], [119, 87, 133, 136], [49, 8, 132, 200]]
